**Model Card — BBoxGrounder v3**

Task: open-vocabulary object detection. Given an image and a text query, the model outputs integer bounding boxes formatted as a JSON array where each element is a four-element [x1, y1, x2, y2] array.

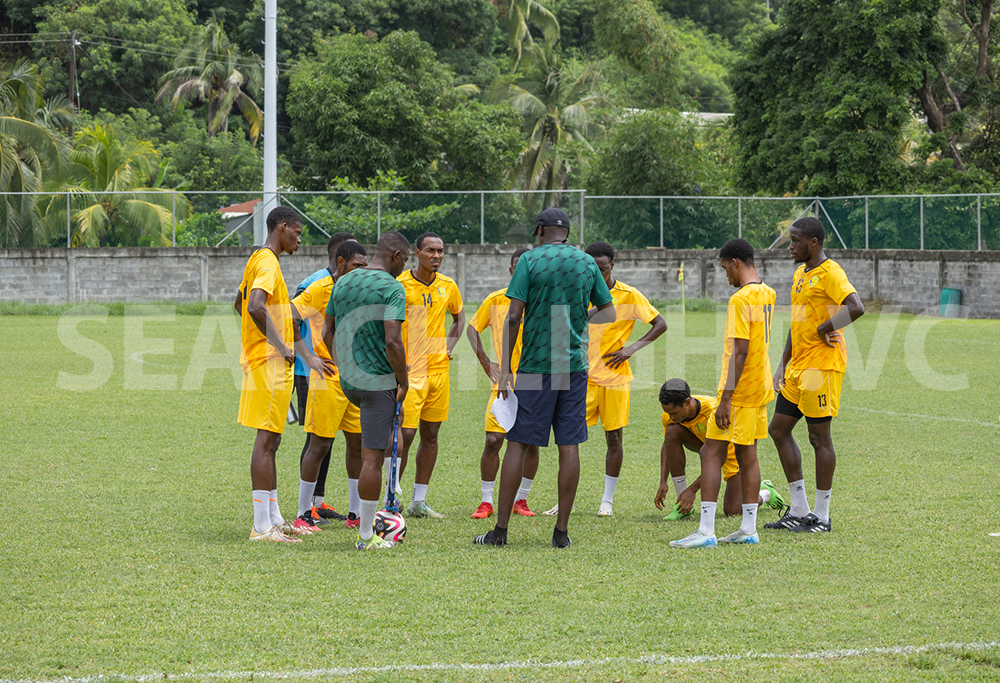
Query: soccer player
[[766, 217, 865, 533], [466, 247, 540, 519], [654, 379, 784, 519], [475, 207, 615, 548], [572, 241, 666, 517], [292, 241, 369, 534], [325, 231, 410, 550], [235, 206, 330, 543], [393, 232, 465, 519], [291, 232, 355, 525], [670, 238, 776, 549]]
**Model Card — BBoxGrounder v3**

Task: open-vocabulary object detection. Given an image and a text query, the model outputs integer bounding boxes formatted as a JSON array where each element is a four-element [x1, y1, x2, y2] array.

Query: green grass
[[1, 309, 999, 682]]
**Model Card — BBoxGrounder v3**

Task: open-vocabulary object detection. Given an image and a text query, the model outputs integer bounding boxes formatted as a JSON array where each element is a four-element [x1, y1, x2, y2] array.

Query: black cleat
[[474, 528, 508, 546], [764, 510, 809, 530], [790, 513, 831, 533], [552, 528, 572, 548]]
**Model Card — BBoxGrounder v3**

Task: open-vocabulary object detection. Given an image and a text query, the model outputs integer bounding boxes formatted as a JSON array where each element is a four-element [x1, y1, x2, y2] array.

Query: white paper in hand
[[490, 392, 518, 433]]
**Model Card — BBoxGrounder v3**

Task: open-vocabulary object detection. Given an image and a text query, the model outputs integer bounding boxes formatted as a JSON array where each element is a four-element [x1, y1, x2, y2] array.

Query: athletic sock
[[759, 488, 771, 505], [672, 476, 687, 494], [602, 475, 619, 504], [298, 480, 316, 518], [269, 489, 283, 527], [698, 501, 717, 537], [412, 483, 428, 504], [515, 477, 534, 502], [789, 479, 811, 517], [252, 490, 271, 534], [815, 488, 832, 522], [359, 499, 378, 540], [740, 503, 758, 536], [481, 480, 495, 505], [348, 478, 360, 516]]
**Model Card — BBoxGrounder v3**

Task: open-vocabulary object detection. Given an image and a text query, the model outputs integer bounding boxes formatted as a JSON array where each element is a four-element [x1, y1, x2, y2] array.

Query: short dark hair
[[792, 217, 825, 244], [659, 378, 691, 407], [378, 230, 410, 255], [585, 241, 615, 262], [511, 247, 530, 267], [266, 206, 300, 232], [719, 238, 755, 266], [327, 232, 356, 259], [416, 232, 442, 249], [336, 240, 367, 263]]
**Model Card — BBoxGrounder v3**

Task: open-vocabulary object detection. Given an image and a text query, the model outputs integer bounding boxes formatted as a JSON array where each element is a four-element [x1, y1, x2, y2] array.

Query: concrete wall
[[2, 246, 998, 317]]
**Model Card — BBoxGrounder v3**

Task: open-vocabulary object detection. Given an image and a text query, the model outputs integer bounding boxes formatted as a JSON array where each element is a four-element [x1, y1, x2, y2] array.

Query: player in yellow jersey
[[234, 207, 331, 543], [766, 218, 865, 533], [291, 241, 369, 534], [394, 232, 465, 519], [671, 239, 776, 548], [466, 248, 541, 519], [654, 379, 785, 519], [559, 241, 666, 518]]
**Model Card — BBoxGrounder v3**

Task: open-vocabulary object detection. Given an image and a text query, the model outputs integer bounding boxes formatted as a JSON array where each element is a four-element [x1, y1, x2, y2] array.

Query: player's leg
[[512, 444, 539, 516], [474, 431, 505, 518], [349, 388, 396, 549], [475, 439, 527, 545], [670, 438, 726, 548], [798, 418, 835, 532], [659, 425, 701, 518], [549, 371, 588, 547], [599, 428, 623, 516], [344, 431, 362, 528], [722, 470, 743, 516], [407, 419, 444, 518], [716, 441, 761, 543], [296, 433, 333, 533], [769, 370, 812, 521], [250, 427, 282, 535], [395, 380, 425, 483]]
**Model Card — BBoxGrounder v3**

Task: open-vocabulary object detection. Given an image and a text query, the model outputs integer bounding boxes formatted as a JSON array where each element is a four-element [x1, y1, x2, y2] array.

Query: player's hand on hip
[[602, 348, 631, 370], [821, 329, 842, 347]]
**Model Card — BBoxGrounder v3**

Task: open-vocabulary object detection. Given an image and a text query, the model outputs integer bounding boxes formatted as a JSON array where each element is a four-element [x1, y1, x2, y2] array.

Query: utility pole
[[259, 0, 278, 246], [67, 30, 76, 136]]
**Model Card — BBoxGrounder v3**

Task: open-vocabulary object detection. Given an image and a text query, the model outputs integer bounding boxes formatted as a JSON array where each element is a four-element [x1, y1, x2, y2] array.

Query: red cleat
[[345, 513, 360, 529], [471, 501, 494, 519], [512, 499, 535, 517]]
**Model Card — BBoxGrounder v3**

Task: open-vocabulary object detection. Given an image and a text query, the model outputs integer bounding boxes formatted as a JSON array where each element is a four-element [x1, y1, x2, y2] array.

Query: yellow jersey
[[398, 270, 464, 376], [471, 288, 523, 387], [661, 394, 718, 442], [718, 282, 776, 408], [291, 273, 336, 379], [789, 259, 857, 373], [587, 280, 660, 386], [238, 248, 293, 373]]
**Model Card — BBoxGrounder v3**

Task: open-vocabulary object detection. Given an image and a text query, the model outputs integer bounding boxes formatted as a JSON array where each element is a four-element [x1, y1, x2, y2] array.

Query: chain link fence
[[2, 190, 999, 250]]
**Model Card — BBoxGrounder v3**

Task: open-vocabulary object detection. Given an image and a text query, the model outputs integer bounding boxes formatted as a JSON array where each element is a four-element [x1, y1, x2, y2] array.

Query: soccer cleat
[[669, 531, 718, 549], [293, 514, 322, 534], [512, 499, 535, 517], [345, 512, 360, 529], [717, 530, 761, 544], [791, 513, 832, 533], [309, 507, 330, 525], [597, 501, 613, 517], [249, 526, 301, 543], [473, 529, 508, 546], [471, 502, 494, 519], [551, 530, 572, 548], [764, 510, 809, 530], [277, 520, 311, 537], [541, 504, 559, 517], [663, 504, 693, 521], [314, 502, 347, 521], [759, 480, 787, 511], [406, 500, 445, 519], [356, 533, 395, 550]]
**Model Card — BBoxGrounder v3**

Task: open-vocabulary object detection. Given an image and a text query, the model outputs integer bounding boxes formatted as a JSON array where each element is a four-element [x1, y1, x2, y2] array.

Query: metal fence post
[[978, 194, 982, 250], [377, 192, 381, 239], [171, 192, 177, 247], [579, 191, 585, 244], [480, 192, 485, 245], [920, 196, 924, 250], [66, 193, 71, 247], [865, 196, 869, 249], [738, 197, 742, 239], [659, 197, 664, 248]]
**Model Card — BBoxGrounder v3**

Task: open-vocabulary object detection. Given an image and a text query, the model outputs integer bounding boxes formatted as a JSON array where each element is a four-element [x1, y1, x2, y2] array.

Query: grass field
[[2, 305, 999, 682]]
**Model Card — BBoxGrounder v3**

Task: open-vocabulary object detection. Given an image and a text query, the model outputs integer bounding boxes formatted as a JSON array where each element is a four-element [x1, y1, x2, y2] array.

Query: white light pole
[[259, 0, 278, 245]]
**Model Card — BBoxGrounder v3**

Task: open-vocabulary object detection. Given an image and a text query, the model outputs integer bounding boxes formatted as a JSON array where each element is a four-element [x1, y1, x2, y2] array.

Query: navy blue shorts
[[506, 372, 589, 447]]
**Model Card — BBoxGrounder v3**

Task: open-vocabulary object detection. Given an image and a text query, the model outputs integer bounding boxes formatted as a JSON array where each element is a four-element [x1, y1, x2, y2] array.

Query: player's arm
[[817, 293, 865, 347], [675, 476, 701, 513], [233, 289, 242, 316], [291, 303, 336, 378], [654, 437, 671, 510], [773, 331, 792, 391], [466, 322, 499, 383], [446, 307, 466, 359], [604, 314, 667, 370], [321, 313, 337, 365], [716, 337, 749, 429], [246, 288, 294, 364], [496, 298, 525, 398], [590, 300, 616, 326], [384, 319, 408, 404]]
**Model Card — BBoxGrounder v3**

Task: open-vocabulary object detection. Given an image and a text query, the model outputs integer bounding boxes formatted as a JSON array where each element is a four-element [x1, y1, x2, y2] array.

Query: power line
[[75, 42, 150, 110], [80, 34, 294, 68]]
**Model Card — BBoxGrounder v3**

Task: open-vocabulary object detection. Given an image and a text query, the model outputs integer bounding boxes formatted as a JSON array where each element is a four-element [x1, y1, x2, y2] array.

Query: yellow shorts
[[402, 371, 449, 429], [238, 356, 294, 434], [721, 444, 739, 481], [781, 367, 843, 419], [585, 382, 630, 431], [304, 374, 361, 438], [705, 403, 768, 447], [485, 391, 505, 434]]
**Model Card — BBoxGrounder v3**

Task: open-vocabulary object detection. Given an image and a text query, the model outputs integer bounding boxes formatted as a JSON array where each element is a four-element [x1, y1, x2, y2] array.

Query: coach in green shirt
[[475, 208, 615, 548]]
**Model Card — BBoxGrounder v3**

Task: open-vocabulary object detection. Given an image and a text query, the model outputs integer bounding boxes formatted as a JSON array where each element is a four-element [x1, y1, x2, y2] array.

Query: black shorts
[[505, 372, 589, 447], [774, 392, 832, 425], [343, 387, 399, 450]]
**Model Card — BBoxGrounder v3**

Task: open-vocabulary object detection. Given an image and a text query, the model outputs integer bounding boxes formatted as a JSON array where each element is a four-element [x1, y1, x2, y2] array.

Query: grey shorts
[[343, 387, 398, 450]]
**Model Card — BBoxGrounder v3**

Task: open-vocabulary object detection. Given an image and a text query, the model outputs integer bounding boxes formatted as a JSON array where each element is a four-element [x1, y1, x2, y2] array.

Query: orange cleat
[[471, 501, 494, 519], [512, 499, 535, 517]]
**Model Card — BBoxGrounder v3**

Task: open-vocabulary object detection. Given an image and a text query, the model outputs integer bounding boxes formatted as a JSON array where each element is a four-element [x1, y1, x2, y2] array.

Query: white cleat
[[717, 530, 760, 544], [597, 501, 613, 517], [542, 504, 559, 516], [669, 531, 718, 549]]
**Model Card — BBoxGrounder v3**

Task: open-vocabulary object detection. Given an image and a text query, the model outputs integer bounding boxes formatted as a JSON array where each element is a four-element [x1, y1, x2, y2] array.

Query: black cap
[[534, 207, 570, 235]]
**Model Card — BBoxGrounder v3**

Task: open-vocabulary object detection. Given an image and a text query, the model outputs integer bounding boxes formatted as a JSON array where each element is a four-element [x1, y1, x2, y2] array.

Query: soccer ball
[[374, 509, 406, 543]]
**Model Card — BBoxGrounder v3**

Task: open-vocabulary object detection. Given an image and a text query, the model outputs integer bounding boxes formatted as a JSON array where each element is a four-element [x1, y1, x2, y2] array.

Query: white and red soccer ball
[[374, 510, 406, 543]]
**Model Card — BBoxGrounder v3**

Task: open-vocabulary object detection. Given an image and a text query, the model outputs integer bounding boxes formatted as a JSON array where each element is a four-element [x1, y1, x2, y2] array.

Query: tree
[[658, 0, 769, 46], [157, 15, 263, 143], [501, 0, 561, 70], [433, 100, 523, 191]]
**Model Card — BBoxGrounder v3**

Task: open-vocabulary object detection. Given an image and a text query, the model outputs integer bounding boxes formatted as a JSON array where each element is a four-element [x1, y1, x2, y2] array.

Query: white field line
[[845, 406, 998, 427], [3, 641, 998, 683]]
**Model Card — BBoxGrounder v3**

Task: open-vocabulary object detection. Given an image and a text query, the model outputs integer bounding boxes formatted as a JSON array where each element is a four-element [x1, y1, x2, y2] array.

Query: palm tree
[[44, 125, 191, 247], [156, 16, 263, 143], [502, 0, 560, 71], [489, 43, 602, 194], [0, 59, 71, 248]]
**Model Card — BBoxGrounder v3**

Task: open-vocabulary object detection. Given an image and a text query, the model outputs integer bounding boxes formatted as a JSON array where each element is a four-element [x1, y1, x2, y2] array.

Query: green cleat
[[406, 500, 445, 519], [760, 480, 786, 511], [356, 533, 395, 550], [663, 504, 693, 521]]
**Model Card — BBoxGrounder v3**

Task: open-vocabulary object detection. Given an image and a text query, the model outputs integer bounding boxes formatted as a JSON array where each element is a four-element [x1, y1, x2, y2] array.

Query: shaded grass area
[[0, 310, 998, 681]]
